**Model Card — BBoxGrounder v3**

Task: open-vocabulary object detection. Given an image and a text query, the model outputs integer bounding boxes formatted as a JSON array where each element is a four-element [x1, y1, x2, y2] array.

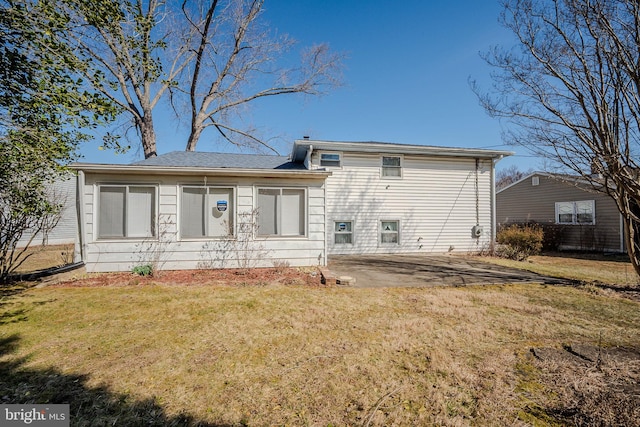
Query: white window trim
[[555, 200, 595, 225], [379, 219, 401, 245], [256, 186, 308, 238], [319, 151, 342, 168], [178, 185, 236, 240], [334, 220, 354, 245], [96, 183, 158, 241], [381, 155, 403, 179]]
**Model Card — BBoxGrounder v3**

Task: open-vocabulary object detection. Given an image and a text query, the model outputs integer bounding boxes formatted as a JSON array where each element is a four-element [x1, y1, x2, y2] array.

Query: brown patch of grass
[[1, 282, 639, 425]]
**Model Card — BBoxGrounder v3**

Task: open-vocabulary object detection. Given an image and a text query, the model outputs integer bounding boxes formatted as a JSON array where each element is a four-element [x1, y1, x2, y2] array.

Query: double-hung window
[[380, 220, 400, 244], [257, 188, 306, 236], [334, 221, 353, 244], [320, 152, 341, 168], [98, 185, 156, 239], [181, 187, 234, 238], [381, 156, 402, 178], [555, 200, 595, 225]]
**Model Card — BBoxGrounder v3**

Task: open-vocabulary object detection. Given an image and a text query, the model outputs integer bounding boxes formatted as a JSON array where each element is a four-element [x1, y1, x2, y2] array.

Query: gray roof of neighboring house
[[132, 151, 304, 170]]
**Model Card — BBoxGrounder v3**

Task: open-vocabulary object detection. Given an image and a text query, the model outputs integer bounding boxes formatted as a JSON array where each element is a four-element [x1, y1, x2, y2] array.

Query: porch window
[[181, 187, 234, 238], [98, 185, 156, 239], [381, 156, 402, 178], [334, 221, 353, 244], [555, 200, 595, 225], [380, 220, 399, 244], [257, 188, 306, 236]]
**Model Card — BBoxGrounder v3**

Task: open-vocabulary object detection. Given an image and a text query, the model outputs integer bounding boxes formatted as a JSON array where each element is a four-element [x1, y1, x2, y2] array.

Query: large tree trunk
[[140, 115, 157, 158], [622, 196, 640, 278]]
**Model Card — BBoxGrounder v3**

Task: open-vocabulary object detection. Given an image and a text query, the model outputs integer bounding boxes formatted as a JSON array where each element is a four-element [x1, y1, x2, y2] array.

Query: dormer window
[[320, 152, 341, 168]]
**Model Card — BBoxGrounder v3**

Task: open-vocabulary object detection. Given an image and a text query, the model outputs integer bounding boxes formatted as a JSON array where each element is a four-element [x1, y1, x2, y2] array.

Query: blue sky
[[81, 0, 536, 173]]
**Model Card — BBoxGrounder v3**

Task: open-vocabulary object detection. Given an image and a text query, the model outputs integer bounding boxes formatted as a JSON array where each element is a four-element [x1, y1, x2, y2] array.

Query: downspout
[[491, 155, 504, 248], [75, 170, 86, 263], [305, 144, 314, 170]]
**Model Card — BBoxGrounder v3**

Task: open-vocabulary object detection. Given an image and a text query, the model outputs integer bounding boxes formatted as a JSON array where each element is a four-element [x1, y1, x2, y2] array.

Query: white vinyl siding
[[81, 175, 326, 272], [257, 188, 305, 236], [320, 152, 493, 255], [98, 185, 155, 239]]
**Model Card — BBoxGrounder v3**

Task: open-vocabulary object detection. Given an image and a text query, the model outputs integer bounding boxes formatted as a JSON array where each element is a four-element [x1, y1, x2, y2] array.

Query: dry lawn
[[10, 244, 75, 273], [477, 252, 638, 288], [1, 275, 639, 426]]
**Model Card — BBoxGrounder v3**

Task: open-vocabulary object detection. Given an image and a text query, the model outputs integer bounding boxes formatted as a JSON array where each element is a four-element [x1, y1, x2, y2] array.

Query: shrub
[[132, 264, 153, 276], [496, 224, 544, 260]]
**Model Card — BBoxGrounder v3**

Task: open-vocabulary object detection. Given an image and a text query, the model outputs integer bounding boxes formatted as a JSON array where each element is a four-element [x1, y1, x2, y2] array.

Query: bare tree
[[60, 0, 341, 158], [496, 165, 533, 190], [475, 0, 640, 277], [181, 0, 342, 152]]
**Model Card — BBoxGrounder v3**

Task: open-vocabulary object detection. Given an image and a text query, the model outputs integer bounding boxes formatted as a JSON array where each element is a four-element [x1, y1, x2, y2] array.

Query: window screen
[[257, 188, 305, 236], [98, 185, 155, 239]]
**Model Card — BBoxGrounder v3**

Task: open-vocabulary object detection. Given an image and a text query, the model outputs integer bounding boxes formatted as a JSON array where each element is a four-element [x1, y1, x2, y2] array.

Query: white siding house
[[291, 140, 511, 256], [73, 153, 330, 272], [16, 174, 78, 248], [71, 141, 511, 272]]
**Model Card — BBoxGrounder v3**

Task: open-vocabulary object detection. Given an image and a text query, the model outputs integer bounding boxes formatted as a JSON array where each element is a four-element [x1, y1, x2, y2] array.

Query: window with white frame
[[319, 152, 341, 168], [334, 221, 353, 244], [257, 188, 306, 236], [555, 200, 595, 225], [181, 186, 234, 238], [98, 185, 156, 239], [381, 156, 402, 178], [380, 220, 399, 244]]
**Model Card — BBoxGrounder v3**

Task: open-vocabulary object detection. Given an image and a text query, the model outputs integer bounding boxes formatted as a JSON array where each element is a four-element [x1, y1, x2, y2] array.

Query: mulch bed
[[50, 267, 325, 288]]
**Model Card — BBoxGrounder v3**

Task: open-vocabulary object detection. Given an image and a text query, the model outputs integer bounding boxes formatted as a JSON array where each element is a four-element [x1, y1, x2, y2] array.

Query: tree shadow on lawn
[[540, 251, 631, 263], [0, 335, 235, 427]]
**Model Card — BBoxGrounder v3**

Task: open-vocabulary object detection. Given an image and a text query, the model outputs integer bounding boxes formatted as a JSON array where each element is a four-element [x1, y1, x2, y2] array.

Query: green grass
[[1, 281, 639, 426]]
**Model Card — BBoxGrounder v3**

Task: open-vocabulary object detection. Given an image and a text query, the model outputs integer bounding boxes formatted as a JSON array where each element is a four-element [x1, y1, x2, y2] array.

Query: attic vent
[[532, 176, 539, 186]]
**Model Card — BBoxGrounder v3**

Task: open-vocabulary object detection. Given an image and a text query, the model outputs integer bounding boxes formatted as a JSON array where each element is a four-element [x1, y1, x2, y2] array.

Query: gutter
[[292, 139, 514, 161], [70, 163, 331, 179]]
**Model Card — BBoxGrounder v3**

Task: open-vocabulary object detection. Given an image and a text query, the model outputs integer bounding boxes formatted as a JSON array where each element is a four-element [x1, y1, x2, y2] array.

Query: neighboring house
[[71, 140, 512, 272], [16, 174, 78, 248], [496, 172, 625, 253]]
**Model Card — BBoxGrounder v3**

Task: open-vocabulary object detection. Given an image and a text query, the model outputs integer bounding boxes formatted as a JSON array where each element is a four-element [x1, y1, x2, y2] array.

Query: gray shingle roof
[[132, 151, 304, 170]]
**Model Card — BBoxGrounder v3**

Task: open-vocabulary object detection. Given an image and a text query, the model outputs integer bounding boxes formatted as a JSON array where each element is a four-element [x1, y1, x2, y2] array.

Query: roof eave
[[292, 139, 514, 161], [70, 163, 331, 179]]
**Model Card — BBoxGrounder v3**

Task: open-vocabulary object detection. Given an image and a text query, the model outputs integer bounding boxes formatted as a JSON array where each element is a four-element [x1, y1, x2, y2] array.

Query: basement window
[[380, 220, 400, 244], [334, 221, 353, 244]]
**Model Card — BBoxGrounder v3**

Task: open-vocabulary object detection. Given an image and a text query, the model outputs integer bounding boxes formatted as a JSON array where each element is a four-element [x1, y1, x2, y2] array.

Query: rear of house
[[497, 172, 625, 252], [69, 140, 511, 273], [292, 140, 511, 256]]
